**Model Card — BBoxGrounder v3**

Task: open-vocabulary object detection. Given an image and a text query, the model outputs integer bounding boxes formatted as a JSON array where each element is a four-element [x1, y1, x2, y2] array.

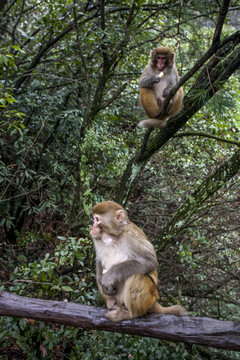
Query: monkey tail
[[138, 118, 167, 129], [149, 302, 188, 316]]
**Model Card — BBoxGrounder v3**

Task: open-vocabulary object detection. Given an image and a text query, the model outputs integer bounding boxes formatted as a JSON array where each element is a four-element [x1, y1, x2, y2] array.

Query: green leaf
[[0, 54, 8, 65], [62, 286, 73, 292]]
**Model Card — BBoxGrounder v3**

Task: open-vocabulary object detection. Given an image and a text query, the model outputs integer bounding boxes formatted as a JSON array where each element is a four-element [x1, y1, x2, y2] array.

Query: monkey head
[[90, 201, 129, 239], [150, 46, 175, 70]]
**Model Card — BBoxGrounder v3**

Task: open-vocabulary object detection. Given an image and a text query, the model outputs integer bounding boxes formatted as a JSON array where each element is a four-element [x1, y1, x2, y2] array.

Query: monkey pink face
[[156, 55, 167, 70], [90, 215, 102, 238]]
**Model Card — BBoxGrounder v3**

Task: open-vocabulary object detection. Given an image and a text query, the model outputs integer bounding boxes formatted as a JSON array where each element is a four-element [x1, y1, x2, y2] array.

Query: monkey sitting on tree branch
[[138, 46, 183, 129], [90, 201, 187, 322]]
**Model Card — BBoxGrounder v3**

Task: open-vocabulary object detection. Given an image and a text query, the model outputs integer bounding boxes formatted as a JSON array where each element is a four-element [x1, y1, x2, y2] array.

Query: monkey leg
[[139, 88, 168, 128], [168, 87, 183, 118], [140, 88, 162, 118], [125, 272, 159, 319], [97, 283, 118, 310], [106, 271, 159, 322]]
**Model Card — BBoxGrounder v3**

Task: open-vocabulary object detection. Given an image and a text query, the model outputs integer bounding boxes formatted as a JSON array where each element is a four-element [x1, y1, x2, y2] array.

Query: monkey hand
[[163, 88, 171, 98], [101, 271, 120, 296], [139, 75, 161, 88], [151, 75, 161, 84]]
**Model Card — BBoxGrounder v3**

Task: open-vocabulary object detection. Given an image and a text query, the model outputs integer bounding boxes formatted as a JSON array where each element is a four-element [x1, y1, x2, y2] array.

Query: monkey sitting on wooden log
[[90, 201, 187, 322]]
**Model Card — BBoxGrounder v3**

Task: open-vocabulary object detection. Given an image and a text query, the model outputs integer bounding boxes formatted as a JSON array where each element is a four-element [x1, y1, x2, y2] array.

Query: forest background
[[0, 0, 240, 359]]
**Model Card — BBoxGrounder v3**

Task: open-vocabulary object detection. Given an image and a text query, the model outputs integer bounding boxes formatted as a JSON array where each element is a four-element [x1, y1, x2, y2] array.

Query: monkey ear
[[115, 210, 124, 224]]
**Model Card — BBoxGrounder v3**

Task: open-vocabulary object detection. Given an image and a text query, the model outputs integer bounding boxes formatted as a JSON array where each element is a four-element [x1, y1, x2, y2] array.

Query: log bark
[[0, 291, 239, 351]]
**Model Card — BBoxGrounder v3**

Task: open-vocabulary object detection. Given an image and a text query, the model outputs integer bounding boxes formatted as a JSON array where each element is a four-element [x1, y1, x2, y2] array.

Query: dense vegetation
[[0, 0, 240, 359]]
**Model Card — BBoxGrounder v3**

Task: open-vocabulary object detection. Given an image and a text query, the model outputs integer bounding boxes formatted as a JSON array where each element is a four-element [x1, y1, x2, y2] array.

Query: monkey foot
[[105, 306, 130, 322], [106, 299, 117, 309]]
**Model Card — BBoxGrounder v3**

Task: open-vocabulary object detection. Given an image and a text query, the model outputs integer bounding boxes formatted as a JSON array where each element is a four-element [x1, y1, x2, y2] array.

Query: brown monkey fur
[[90, 201, 187, 322], [139, 46, 183, 128]]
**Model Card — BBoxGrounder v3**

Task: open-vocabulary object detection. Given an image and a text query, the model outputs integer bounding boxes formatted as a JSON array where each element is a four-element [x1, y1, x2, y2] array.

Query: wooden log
[[0, 291, 239, 351]]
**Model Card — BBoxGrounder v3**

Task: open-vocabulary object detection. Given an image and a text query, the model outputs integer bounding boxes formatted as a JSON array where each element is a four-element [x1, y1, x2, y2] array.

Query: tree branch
[[212, 0, 231, 45], [174, 131, 240, 147], [157, 148, 240, 249], [0, 291, 239, 351]]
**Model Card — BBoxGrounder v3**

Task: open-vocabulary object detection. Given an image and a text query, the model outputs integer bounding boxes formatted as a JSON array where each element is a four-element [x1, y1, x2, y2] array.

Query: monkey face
[[91, 201, 129, 238], [150, 47, 175, 70], [156, 55, 167, 70], [90, 215, 102, 239], [90, 211, 122, 239]]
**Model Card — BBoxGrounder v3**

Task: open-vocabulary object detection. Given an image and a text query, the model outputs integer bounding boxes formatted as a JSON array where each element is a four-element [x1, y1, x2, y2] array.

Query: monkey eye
[[95, 216, 100, 223], [157, 55, 167, 60]]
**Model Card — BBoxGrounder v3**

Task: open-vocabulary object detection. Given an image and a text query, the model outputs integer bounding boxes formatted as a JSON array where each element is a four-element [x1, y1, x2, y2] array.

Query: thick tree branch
[[0, 291, 240, 351]]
